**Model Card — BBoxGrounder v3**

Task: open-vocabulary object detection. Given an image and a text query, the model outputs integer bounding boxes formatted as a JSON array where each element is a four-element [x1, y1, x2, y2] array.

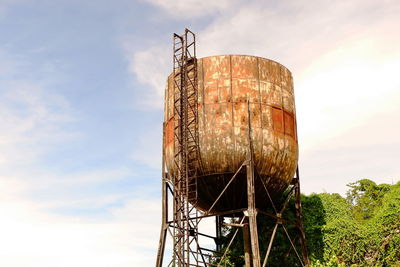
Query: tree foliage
[[346, 179, 391, 221], [219, 179, 400, 266]]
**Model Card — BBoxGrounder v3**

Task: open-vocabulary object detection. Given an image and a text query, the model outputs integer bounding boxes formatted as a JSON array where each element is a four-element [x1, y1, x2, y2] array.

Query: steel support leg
[[156, 178, 168, 267], [156, 124, 168, 267], [216, 216, 223, 252], [294, 168, 310, 266], [243, 218, 251, 267], [246, 158, 261, 267]]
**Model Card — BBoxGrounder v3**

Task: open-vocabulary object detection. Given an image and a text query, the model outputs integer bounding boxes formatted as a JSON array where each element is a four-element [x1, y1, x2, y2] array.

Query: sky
[[0, 0, 399, 266]]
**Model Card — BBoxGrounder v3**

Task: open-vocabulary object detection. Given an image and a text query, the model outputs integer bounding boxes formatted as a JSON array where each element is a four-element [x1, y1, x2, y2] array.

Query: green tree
[[346, 179, 390, 221], [367, 181, 400, 266], [218, 179, 400, 266]]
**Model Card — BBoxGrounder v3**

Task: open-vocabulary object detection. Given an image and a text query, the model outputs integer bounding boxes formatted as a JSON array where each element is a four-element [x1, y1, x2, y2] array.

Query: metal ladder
[[172, 28, 202, 266]]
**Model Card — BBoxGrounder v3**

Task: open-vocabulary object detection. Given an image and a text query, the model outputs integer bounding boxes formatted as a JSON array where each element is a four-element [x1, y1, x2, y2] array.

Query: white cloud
[[123, 42, 169, 109], [0, 83, 160, 267], [141, 0, 235, 18], [0, 185, 161, 267], [197, 0, 400, 68], [0, 49, 163, 266], [126, 0, 400, 195], [0, 80, 137, 211], [296, 36, 400, 151], [0, 142, 157, 266], [0, 81, 133, 207], [300, 106, 400, 195], [0, 80, 76, 168], [129, 0, 400, 108]]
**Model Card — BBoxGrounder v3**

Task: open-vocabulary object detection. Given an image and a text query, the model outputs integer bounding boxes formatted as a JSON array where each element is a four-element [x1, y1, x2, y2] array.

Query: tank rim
[[198, 54, 293, 75]]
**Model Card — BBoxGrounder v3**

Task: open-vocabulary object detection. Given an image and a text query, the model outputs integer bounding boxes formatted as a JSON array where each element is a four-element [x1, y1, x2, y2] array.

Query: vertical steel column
[[294, 168, 310, 266], [243, 218, 252, 267], [246, 100, 261, 267], [215, 216, 223, 252], [246, 156, 261, 267], [156, 124, 168, 267], [172, 32, 184, 266]]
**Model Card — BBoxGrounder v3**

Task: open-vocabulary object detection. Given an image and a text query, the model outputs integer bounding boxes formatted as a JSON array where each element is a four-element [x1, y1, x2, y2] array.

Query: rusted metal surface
[[164, 55, 298, 213], [157, 29, 310, 267]]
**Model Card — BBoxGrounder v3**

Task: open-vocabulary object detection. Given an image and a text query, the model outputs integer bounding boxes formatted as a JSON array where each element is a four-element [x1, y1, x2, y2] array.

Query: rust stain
[[165, 118, 174, 145], [271, 106, 284, 133], [163, 55, 299, 212], [284, 111, 296, 138]]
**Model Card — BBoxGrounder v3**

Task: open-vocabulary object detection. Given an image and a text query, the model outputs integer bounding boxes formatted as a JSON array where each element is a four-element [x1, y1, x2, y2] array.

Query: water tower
[[156, 29, 309, 267]]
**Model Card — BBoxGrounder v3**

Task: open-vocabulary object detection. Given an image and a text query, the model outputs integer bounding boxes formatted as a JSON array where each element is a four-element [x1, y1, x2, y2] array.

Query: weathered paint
[[164, 55, 298, 213]]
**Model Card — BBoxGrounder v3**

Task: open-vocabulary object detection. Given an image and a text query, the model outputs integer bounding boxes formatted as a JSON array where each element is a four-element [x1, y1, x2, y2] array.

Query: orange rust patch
[[284, 112, 295, 138], [165, 118, 174, 145], [271, 106, 284, 133]]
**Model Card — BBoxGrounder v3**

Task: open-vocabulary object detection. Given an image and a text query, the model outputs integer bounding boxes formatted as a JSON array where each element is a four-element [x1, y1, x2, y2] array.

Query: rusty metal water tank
[[163, 55, 298, 213]]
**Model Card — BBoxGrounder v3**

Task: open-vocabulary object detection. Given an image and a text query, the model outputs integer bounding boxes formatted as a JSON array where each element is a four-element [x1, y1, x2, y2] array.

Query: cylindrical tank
[[163, 55, 298, 213]]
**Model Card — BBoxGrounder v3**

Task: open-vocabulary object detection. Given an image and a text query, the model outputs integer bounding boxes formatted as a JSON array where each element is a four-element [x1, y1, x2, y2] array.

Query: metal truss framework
[[156, 29, 310, 267], [156, 157, 310, 266]]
